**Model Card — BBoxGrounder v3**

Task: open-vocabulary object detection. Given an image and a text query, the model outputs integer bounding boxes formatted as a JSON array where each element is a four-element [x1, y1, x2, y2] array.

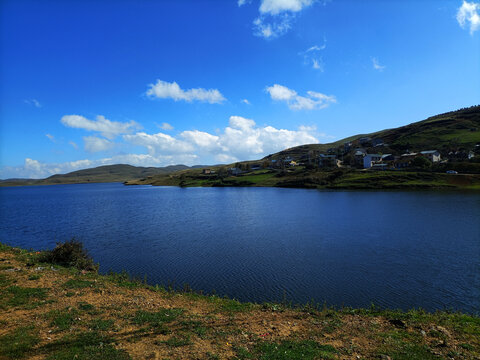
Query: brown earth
[[0, 246, 479, 360]]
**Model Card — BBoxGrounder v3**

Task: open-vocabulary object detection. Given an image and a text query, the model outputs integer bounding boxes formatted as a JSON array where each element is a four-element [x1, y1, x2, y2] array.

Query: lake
[[0, 183, 479, 313]]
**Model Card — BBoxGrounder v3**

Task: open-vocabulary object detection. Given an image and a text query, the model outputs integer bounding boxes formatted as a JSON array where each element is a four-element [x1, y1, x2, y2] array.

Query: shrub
[[40, 239, 98, 271]]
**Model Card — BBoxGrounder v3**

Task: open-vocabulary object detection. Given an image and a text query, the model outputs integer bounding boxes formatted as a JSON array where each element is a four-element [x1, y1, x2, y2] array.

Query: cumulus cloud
[[122, 115, 322, 163], [61, 115, 140, 139], [159, 122, 174, 131], [457, 1, 480, 34], [259, 0, 315, 15], [372, 57, 386, 71], [83, 136, 114, 153], [24, 99, 41, 108], [252, 0, 324, 39], [123, 132, 194, 155], [1, 117, 333, 179], [266, 84, 336, 110], [241, 99, 251, 105], [146, 80, 226, 104]]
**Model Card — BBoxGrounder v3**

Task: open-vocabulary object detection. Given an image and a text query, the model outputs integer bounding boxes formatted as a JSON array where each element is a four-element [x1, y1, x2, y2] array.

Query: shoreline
[[1, 242, 479, 359]]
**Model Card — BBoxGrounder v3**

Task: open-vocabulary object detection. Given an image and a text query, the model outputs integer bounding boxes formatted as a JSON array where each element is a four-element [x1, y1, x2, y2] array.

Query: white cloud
[[46, 134, 55, 142], [61, 115, 140, 139], [69, 141, 78, 149], [83, 136, 114, 153], [121, 115, 324, 164], [146, 80, 226, 104], [123, 132, 194, 155], [1, 117, 333, 179], [159, 122, 174, 131], [300, 39, 326, 71], [24, 99, 41, 108], [180, 130, 220, 151], [238, 0, 252, 6], [252, 0, 325, 39], [266, 84, 297, 101], [457, 1, 480, 34], [253, 15, 293, 38], [266, 84, 336, 110], [241, 99, 251, 105], [372, 57, 386, 71], [259, 0, 315, 15]]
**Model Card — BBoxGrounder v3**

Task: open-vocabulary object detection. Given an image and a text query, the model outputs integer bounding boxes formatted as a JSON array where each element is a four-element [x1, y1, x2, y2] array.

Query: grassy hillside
[[265, 105, 480, 160], [0, 164, 194, 187], [1, 243, 479, 359], [126, 167, 480, 190]]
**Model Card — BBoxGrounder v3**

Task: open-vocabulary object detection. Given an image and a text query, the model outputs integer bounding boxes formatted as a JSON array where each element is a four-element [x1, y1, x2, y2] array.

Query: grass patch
[[237, 340, 337, 360], [78, 302, 95, 311], [47, 308, 78, 331], [0, 273, 13, 287], [180, 319, 208, 338], [44, 331, 130, 360], [3, 285, 47, 307], [384, 343, 438, 360], [162, 335, 192, 347], [0, 326, 39, 359], [63, 279, 96, 289], [132, 308, 184, 328], [89, 319, 114, 331], [217, 298, 255, 314], [106, 271, 141, 289], [28, 274, 41, 281]]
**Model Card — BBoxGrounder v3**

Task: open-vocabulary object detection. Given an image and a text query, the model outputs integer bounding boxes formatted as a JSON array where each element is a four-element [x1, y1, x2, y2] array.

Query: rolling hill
[[266, 105, 480, 160], [0, 164, 196, 186]]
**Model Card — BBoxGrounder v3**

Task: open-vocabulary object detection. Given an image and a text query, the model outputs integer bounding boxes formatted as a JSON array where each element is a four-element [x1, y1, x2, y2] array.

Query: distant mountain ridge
[[0, 164, 198, 186]]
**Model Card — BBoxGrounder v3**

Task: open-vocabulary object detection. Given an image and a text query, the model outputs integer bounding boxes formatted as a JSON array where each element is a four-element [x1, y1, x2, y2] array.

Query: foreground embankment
[[1, 243, 479, 359]]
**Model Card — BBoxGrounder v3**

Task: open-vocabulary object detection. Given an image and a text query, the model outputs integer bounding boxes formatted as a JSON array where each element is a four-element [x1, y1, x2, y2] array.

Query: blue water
[[0, 183, 479, 313]]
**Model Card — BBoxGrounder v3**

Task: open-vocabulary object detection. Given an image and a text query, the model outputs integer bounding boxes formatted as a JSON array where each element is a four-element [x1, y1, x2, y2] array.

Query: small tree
[[412, 156, 432, 169]]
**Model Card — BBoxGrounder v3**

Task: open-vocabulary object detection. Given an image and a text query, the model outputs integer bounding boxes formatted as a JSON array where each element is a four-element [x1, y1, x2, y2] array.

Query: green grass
[[88, 319, 114, 331], [215, 298, 255, 314], [180, 319, 208, 338], [28, 274, 41, 280], [236, 340, 337, 360], [63, 279, 96, 289], [0, 326, 39, 359], [3, 285, 48, 307], [47, 308, 78, 331], [163, 335, 192, 347], [43, 331, 130, 360], [132, 308, 184, 329], [0, 273, 13, 287]]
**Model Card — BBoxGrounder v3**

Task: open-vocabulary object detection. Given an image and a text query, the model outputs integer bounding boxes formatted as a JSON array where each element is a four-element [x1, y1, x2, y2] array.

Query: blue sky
[[1, 0, 479, 178]]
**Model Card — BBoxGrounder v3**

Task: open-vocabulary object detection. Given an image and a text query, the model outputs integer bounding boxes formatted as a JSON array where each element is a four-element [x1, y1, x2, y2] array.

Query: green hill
[[265, 105, 480, 160], [0, 164, 194, 187]]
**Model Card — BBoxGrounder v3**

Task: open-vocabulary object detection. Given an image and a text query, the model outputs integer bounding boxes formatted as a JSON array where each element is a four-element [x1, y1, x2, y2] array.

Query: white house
[[363, 154, 382, 168], [420, 150, 441, 163]]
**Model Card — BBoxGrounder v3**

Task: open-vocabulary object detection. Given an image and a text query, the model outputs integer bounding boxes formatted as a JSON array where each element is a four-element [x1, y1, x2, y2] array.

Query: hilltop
[[1, 243, 479, 359]]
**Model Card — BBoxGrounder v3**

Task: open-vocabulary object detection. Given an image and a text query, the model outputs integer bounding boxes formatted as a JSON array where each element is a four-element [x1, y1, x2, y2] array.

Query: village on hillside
[[201, 136, 479, 176]]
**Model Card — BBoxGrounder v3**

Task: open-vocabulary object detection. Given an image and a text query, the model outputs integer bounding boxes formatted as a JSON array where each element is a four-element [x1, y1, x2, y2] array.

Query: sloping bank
[[0, 242, 479, 360]]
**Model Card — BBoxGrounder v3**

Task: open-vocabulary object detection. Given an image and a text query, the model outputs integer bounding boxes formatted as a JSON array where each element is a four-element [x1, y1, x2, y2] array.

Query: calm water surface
[[1, 183, 479, 313]]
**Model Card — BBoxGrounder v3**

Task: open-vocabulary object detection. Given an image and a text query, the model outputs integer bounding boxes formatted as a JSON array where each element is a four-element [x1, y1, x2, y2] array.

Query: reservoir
[[0, 183, 479, 313]]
